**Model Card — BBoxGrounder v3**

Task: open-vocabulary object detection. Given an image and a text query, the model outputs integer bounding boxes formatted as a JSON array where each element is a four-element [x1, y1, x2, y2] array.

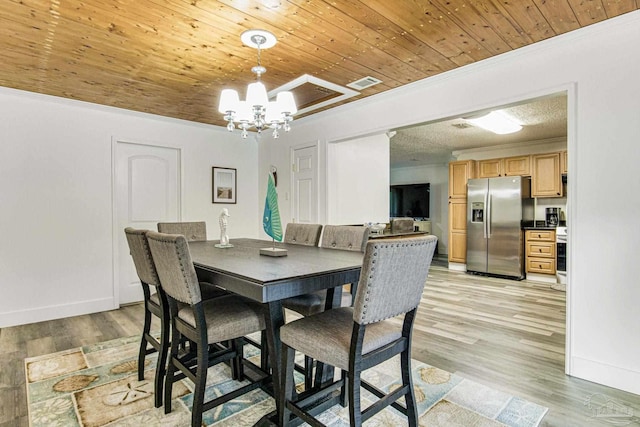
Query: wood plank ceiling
[[1, 0, 638, 127]]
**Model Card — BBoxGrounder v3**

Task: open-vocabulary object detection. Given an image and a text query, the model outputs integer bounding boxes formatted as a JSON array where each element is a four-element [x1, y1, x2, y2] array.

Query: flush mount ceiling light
[[218, 29, 297, 139], [261, 0, 281, 8], [464, 110, 523, 135]]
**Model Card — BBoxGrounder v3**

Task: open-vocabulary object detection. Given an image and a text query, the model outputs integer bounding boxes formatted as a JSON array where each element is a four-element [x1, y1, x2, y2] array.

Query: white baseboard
[[571, 355, 640, 396], [525, 272, 557, 284], [0, 297, 118, 328], [448, 262, 466, 272]]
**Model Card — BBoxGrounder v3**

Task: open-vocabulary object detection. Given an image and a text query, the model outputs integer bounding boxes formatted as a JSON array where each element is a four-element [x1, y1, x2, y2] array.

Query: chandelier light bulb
[[246, 82, 269, 107], [276, 91, 297, 114], [218, 89, 239, 114]]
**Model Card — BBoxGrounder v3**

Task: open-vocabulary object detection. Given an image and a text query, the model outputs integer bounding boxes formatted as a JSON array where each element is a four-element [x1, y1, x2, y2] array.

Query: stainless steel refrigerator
[[466, 176, 533, 279]]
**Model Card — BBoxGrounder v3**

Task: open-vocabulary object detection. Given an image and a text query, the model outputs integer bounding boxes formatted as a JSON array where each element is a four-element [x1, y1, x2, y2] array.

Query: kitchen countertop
[[523, 226, 558, 230]]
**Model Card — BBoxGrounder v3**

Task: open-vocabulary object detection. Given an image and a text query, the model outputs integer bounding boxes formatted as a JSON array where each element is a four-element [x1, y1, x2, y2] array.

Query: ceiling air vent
[[347, 76, 382, 90]]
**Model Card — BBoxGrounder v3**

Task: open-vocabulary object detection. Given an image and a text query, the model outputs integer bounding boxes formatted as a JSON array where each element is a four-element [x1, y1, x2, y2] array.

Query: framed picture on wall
[[212, 167, 236, 204]]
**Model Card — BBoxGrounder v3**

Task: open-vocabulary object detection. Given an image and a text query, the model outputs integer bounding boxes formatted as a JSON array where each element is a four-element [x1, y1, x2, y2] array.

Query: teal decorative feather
[[263, 173, 283, 241]]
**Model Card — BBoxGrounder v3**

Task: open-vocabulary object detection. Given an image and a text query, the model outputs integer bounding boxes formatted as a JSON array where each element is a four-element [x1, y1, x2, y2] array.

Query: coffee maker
[[546, 207, 560, 227]]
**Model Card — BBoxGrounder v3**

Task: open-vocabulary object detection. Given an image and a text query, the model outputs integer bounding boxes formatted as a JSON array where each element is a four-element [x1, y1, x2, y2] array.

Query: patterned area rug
[[25, 334, 547, 426]]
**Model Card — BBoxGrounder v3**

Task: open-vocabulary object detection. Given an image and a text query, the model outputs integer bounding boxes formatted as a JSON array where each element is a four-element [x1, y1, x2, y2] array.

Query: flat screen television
[[390, 183, 430, 219]]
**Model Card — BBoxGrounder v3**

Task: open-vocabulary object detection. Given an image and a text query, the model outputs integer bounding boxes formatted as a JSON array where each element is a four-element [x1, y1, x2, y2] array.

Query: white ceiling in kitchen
[[390, 93, 568, 168]]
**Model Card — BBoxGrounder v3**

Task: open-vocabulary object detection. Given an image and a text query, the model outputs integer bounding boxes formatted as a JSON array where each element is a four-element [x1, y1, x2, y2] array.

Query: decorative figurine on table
[[260, 172, 287, 256], [215, 208, 234, 248]]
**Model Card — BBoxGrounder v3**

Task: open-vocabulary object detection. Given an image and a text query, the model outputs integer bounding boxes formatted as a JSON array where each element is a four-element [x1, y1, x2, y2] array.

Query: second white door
[[291, 144, 318, 224]]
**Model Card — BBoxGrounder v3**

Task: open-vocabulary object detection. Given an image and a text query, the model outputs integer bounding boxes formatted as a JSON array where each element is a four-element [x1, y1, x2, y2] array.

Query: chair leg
[[260, 330, 269, 372], [191, 335, 208, 427], [304, 356, 314, 390], [401, 347, 418, 427], [138, 305, 152, 381], [232, 338, 245, 380], [348, 367, 363, 427], [164, 328, 180, 414], [154, 311, 170, 408], [339, 370, 348, 407], [230, 340, 239, 380], [279, 344, 296, 427]]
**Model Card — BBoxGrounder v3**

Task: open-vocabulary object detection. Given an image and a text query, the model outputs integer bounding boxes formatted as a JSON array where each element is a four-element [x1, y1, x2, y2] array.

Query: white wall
[[327, 134, 389, 224], [262, 11, 640, 395], [0, 88, 259, 327]]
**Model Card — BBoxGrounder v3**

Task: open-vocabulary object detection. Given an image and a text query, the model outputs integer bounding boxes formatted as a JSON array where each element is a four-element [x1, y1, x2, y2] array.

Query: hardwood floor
[[1, 265, 639, 426], [0, 305, 147, 427], [409, 261, 640, 427]]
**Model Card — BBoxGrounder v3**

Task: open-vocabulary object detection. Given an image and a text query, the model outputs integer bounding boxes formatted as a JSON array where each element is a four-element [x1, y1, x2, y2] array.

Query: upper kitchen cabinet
[[477, 158, 503, 178], [477, 155, 531, 178], [504, 155, 531, 176], [532, 152, 563, 197], [561, 150, 568, 174], [449, 160, 476, 198]]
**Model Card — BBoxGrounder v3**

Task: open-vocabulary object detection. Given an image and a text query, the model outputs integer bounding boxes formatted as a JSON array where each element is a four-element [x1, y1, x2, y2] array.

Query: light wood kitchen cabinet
[[477, 155, 531, 178], [449, 160, 476, 199], [477, 158, 503, 178], [448, 199, 467, 263], [525, 230, 556, 275], [503, 155, 531, 176], [448, 160, 475, 263], [561, 150, 568, 174], [532, 152, 562, 197]]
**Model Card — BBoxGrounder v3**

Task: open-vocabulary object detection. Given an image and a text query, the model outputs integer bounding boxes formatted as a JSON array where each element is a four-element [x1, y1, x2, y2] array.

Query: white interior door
[[291, 145, 318, 224], [114, 141, 181, 305]]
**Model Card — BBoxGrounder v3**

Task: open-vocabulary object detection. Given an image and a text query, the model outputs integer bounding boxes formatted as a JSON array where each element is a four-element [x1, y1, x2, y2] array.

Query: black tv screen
[[390, 183, 430, 219]]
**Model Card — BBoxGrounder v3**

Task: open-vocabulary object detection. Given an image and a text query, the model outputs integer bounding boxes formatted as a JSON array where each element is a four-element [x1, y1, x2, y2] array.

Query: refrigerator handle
[[486, 192, 492, 238], [483, 190, 489, 239]]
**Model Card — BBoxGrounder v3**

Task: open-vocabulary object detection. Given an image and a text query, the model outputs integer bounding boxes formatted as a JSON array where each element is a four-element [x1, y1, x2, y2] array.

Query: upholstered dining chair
[[283, 223, 323, 246], [158, 220, 268, 369], [157, 221, 207, 241], [320, 225, 371, 306], [390, 217, 415, 233], [279, 235, 438, 427], [124, 227, 170, 408], [282, 224, 369, 389], [146, 231, 269, 427], [321, 224, 371, 253], [124, 228, 229, 408], [284, 225, 370, 317]]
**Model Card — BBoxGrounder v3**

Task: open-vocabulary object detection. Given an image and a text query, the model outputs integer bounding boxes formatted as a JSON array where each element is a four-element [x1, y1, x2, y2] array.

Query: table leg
[[263, 300, 285, 420]]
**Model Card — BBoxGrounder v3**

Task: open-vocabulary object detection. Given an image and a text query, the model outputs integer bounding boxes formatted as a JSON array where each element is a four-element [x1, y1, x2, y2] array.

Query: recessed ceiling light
[[464, 110, 523, 134], [262, 0, 281, 9]]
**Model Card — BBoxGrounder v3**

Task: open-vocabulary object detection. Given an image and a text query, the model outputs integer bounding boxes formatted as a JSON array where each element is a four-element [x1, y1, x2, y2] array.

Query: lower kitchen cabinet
[[448, 199, 467, 263], [525, 229, 556, 275]]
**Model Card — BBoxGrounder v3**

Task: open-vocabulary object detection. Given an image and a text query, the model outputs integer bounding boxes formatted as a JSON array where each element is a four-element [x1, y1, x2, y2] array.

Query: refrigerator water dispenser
[[471, 202, 484, 223]]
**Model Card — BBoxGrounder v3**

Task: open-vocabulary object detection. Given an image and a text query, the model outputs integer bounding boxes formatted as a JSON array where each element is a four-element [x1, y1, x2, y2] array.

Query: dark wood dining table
[[188, 238, 363, 425]]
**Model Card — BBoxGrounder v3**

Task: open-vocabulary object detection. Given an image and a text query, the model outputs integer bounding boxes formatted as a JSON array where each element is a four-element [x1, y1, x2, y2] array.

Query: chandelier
[[218, 30, 297, 139]]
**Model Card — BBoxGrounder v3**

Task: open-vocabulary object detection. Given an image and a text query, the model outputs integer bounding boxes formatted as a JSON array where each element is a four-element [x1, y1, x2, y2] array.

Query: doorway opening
[[388, 89, 572, 373]]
